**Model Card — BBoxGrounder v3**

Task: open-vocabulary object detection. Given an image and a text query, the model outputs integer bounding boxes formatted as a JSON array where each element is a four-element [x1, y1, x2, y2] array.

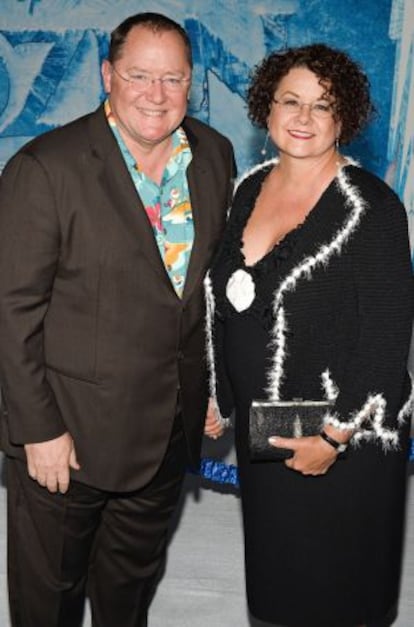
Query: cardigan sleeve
[[205, 175, 256, 422], [329, 188, 413, 436]]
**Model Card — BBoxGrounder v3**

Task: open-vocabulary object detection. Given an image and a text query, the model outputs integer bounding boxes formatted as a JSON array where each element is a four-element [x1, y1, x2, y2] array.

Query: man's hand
[[24, 432, 80, 493]]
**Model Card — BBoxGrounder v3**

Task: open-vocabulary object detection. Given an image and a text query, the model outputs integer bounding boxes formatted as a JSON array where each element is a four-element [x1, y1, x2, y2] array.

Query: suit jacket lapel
[[182, 154, 212, 302], [87, 106, 174, 290], [181, 120, 226, 303], [87, 107, 222, 302]]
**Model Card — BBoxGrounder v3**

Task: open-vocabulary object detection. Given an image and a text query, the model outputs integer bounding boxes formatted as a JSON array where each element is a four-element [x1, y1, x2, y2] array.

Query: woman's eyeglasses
[[272, 97, 335, 119]]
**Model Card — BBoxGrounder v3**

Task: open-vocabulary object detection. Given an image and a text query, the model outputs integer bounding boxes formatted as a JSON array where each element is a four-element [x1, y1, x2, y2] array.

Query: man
[[0, 12, 235, 627]]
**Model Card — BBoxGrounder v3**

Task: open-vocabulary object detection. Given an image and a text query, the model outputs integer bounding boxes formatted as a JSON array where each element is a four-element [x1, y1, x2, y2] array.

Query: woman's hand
[[268, 434, 339, 475], [204, 398, 225, 440]]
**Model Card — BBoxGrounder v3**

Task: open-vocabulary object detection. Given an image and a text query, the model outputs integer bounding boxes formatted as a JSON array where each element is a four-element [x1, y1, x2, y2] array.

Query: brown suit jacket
[[0, 105, 235, 491]]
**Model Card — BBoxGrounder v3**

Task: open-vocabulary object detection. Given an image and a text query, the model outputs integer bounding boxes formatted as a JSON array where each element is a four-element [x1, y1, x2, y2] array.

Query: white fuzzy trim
[[266, 161, 367, 401], [321, 369, 339, 401], [321, 370, 413, 451], [320, 369, 414, 452], [323, 391, 410, 451], [204, 272, 231, 427], [233, 157, 279, 195], [397, 375, 414, 426]]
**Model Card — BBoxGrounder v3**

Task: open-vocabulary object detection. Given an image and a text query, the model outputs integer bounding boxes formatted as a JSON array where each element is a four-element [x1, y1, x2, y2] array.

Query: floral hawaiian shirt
[[105, 100, 194, 297]]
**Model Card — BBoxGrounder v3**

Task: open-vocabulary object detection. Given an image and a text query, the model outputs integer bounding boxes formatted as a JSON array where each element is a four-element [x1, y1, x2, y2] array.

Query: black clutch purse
[[249, 399, 333, 461]]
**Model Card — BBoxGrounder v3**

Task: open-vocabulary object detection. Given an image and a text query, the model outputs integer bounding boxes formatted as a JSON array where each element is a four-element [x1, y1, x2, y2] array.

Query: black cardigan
[[206, 162, 413, 448]]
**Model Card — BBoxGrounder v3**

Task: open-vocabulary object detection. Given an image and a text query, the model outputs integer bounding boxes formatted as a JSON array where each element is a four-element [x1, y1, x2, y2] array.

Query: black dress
[[207, 163, 413, 627]]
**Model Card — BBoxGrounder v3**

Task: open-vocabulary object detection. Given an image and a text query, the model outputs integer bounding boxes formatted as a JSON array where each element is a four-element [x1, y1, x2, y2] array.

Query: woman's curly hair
[[247, 43, 375, 145]]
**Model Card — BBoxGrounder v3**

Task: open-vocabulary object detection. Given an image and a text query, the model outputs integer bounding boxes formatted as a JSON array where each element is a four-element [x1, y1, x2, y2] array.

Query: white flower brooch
[[226, 269, 256, 312]]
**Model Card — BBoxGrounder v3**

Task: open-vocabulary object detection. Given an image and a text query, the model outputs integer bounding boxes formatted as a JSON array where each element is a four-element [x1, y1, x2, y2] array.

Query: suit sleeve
[[332, 190, 413, 433], [0, 152, 66, 444]]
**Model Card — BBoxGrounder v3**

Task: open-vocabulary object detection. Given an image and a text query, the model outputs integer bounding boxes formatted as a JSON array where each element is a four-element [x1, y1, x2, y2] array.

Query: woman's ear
[[335, 119, 342, 144]]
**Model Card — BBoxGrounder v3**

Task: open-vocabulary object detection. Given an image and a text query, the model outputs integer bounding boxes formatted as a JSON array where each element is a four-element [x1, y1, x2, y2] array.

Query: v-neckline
[[240, 168, 338, 270]]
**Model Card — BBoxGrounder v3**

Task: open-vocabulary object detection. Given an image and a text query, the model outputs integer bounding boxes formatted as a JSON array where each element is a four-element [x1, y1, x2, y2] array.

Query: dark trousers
[[6, 411, 188, 627]]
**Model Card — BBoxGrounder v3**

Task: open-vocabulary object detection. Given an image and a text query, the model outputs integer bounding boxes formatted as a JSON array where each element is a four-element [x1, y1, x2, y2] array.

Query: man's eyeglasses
[[272, 97, 335, 119], [112, 66, 191, 93]]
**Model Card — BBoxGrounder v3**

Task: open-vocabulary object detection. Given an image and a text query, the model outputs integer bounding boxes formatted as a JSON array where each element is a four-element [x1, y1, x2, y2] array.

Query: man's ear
[[101, 59, 112, 94]]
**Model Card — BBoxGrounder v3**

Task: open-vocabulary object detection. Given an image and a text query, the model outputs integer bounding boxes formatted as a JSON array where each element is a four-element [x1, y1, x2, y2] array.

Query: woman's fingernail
[[268, 437, 278, 445]]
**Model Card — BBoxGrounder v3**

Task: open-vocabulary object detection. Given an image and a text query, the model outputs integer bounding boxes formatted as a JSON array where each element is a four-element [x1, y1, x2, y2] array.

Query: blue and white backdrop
[[0, 0, 413, 224]]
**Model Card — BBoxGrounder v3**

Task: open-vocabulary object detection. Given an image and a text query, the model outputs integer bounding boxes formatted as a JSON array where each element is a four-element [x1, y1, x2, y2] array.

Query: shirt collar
[[104, 99, 191, 172]]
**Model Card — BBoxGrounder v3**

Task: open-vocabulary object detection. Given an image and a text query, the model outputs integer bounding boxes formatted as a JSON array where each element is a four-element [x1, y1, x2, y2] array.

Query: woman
[[204, 44, 413, 627]]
